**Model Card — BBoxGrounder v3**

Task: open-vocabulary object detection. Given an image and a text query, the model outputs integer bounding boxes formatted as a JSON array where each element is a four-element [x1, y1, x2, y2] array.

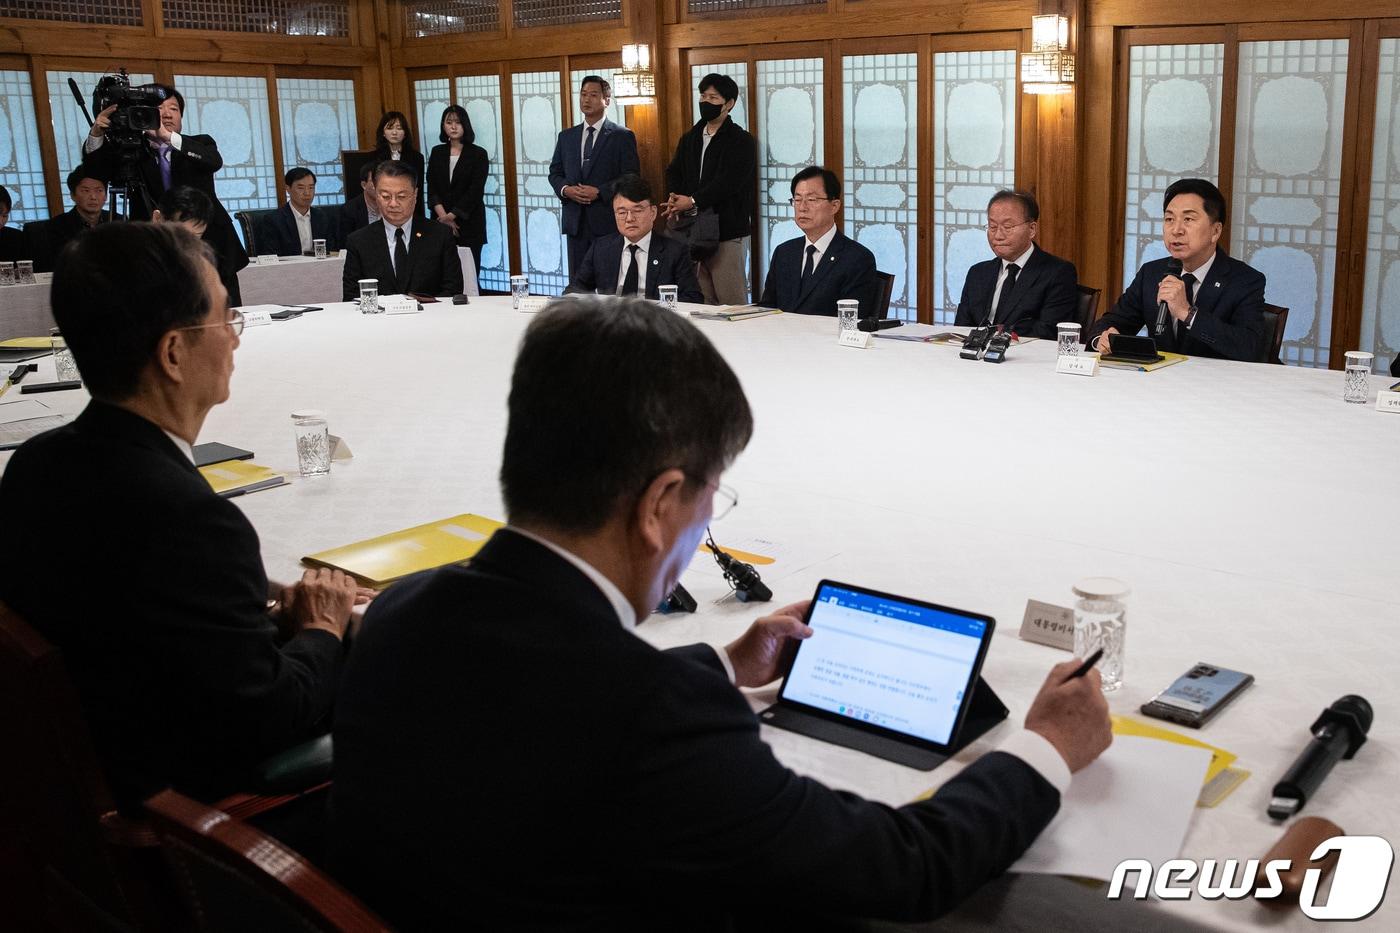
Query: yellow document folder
[[1098, 351, 1188, 372], [302, 513, 504, 588], [198, 460, 287, 498]]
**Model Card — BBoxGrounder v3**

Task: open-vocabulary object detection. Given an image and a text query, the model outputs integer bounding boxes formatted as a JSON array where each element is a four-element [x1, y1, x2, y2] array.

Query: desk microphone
[[705, 529, 771, 603], [857, 318, 903, 332], [1268, 695, 1372, 821], [1155, 258, 1184, 336]]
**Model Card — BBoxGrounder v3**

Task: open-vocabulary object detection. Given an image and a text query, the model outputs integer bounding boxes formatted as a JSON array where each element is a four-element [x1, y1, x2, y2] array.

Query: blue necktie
[[156, 143, 172, 191], [583, 125, 595, 163]]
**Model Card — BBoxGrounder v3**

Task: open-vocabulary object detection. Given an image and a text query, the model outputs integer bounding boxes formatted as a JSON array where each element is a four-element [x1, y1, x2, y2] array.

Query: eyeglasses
[[177, 308, 244, 337], [985, 221, 1032, 235], [613, 207, 651, 219], [686, 474, 739, 521], [789, 197, 835, 208]]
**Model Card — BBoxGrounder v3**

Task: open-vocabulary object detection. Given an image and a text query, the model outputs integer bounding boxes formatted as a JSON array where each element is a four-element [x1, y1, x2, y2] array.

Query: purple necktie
[[156, 143, 172, 191]]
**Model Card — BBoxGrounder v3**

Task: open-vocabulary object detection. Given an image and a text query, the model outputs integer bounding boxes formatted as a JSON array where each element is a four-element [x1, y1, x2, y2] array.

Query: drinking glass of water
[[658, 284, 679, 311], [1343, 350, 1373, 404], [50, 328, 80, 381], [511, 275, 529, 309], [1073, 577, 1130, 693], [358, 279, 379, 315], [1057, 322, 1082, 357], [837, 299, 859, 335], [291, 410, 331, 477], [313, 238, 327, 259]]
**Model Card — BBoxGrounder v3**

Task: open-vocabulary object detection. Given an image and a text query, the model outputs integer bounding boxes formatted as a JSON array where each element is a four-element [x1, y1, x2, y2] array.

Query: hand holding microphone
[[1155, 257, 1185, 336]]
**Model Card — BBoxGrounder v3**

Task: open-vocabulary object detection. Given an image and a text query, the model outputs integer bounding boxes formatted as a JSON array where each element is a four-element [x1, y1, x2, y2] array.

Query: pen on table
[[1066, 648, 1103, 682], [0, 364, 33, 398]]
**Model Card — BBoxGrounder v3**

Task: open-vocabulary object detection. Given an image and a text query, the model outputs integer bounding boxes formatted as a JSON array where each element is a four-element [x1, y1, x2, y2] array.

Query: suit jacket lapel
[[1191, 248, 1229, 322], [994, 246, 1042, 325], [581, 121, 610, 179], [797, 231, 844, 306]]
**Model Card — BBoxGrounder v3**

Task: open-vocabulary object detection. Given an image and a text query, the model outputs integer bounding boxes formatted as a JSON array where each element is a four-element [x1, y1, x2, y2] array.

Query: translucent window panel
[[756, 58, 823, 295], [405, 1, 500, 38], [932, 50, 1016, 325], [456, 73, 513, 292], [276, 78, 357, 206], [512, 70, 567, 295], [1231, 40, 1349, 369], [1357, 38, 1400, 376], [0, 70, 51, 224], [843, 53, 917, 322], [413, 78, 451, 211], [689, 62, 750, 300], [46, 70, 154, 203], [514, 0, 619, 29], [175, 74, 279, 236], [568, 68, 627, 129], [0, 0, 142, 25], [1121, 44, 1225, 291]]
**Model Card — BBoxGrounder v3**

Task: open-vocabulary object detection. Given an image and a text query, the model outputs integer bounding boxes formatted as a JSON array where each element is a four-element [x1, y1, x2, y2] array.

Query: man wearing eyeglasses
[[954, 190, 1078, 338], [758, 166, 878, 317], [0, 223, 360, 813], [565, 173, 703, 302], [331, 296, 1112, 931], [341, 160, 463, 301]]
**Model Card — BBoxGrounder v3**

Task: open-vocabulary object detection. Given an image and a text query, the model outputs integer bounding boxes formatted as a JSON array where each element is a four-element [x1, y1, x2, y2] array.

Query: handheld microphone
[[1268, 695, 1372, 821], [856, 318, 903, 332], [1155, 258, 1184, 336]]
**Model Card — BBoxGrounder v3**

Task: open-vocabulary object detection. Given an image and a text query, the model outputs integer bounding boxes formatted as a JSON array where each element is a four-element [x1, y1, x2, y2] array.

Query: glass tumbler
[[50, 328, 80, 381], [358, 279, 380, 315], [1343, 351, 1372, 404], [15, 260, 34, 285], [837, 299, 859, 334], [313, 238, 327, 259], [1072, 577, 1130, 693], [658, 284, 679, 311], [511, 275, 529, 309], [291, 410, 331, 477], [1057, 322, 1082, 357], [0, 262, 14, 286]]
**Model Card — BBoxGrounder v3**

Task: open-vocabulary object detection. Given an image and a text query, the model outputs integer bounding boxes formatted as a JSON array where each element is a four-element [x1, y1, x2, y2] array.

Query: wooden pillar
[[623, 0, 668, 199], [1029, 0, 1084, 267]]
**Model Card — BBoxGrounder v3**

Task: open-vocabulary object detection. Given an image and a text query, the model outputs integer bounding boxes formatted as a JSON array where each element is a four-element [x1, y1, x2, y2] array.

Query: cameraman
[[83, 83, 247, 300]]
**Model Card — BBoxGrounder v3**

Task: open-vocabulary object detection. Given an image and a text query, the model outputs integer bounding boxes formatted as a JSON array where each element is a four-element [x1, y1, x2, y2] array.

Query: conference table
[[3, 297, 1396, 932]]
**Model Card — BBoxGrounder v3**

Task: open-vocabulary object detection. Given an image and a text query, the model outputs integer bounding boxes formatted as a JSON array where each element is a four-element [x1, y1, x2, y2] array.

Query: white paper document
[[1010, 735, 1212, 880]]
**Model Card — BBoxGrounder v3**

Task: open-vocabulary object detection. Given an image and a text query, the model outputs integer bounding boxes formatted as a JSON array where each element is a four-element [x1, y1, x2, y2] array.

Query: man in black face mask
[[661, 73, 756, 306]]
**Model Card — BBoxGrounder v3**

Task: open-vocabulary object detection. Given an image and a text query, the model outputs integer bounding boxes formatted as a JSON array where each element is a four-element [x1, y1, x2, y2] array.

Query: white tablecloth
[[237, 256, 344, 307], [5, 299, 1397, 931]]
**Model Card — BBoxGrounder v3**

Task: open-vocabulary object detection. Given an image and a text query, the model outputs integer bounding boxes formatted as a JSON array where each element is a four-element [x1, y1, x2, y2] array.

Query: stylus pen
[[1066, 649, 1104, 682]]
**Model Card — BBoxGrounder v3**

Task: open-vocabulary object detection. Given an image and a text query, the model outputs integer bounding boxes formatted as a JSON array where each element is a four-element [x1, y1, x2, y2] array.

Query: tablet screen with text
[[778, 582, 993, 747]]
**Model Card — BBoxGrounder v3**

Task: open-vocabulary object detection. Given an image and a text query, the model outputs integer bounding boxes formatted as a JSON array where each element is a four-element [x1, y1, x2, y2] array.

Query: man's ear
[[631, 468, 688, 557], [152, 329, 187, 385]]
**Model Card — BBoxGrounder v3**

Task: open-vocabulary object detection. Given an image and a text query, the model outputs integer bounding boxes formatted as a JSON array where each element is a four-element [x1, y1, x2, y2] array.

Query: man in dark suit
[[548, 75, 641, 276], [0, 223, 358, 811], [341, 160, 463, 300], [566, 173, 703, 302], [257, 167, 342, 256], [1089, 178, 1267, 362], [340, 161, 381, 236], [37, 167, 109, 271], [955, 190, 1078, 339], [0, 185, 27, 262], [759, 166, 878, 317], [81, 84, 246, 288], [330, 296, 1112, 930], [154, 186, 249, 308], [663, 73, 757, 305]]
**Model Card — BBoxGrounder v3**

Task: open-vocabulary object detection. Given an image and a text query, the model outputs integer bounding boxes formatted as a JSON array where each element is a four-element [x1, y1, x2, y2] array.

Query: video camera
[[92, 69, 170, 142]]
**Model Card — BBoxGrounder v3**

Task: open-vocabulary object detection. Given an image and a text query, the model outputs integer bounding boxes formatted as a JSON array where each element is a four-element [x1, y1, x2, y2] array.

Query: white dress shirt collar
[[1004, 242, 1035, 273], [508, 527, 638, 630], [161, 429, 194, 463], [1182, 250, 1215, 289]]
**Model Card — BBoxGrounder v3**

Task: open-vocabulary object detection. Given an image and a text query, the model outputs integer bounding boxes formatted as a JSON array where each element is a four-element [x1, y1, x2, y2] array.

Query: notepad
[[690, 304, 781, 321], [302, 513, 504, 587], [198, 460, 288, 498], [1099, 350, 1188, 372]]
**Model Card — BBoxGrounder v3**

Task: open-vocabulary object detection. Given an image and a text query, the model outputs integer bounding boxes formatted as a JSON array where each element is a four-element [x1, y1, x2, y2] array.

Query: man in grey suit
[[548, 75, 640, 277]]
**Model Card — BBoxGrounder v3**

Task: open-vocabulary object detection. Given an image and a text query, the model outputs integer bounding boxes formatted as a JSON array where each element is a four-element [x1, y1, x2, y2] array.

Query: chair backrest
[[145, 789, 392, 933], [236, 208, 282, 256], [233, 210, 258, 254], [0, 601, 169, 931], [23, 218, 54, 271], [1075, 284, 1101, 335], [873, 270, 896, 319], [1260, 303, 1289, 364]]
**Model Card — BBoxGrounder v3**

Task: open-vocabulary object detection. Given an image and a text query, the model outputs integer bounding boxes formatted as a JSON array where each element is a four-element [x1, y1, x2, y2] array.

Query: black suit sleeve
[[1014, 259, 1079, 339], [565, 239, 601, 294], [1188, 267, 1266, 362], [343, 238, 364, 301], [627, 654, 1059, 922], [454, 149, 488, 233], [673, 248, 705, 304], [175, 133, 223, 175], [426, 146, 447, 213], [954, 267, 981, 327]]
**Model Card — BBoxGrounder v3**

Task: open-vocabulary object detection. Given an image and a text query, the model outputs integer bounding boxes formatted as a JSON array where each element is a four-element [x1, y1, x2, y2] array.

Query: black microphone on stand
[[1154, 257, 1184, 337], [1268, 695, 1373, 821]]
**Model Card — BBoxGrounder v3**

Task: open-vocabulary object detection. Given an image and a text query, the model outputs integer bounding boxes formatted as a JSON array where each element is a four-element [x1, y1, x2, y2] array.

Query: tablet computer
[[1103, 333, 1164, 363], [760, 580, 1007, 770]]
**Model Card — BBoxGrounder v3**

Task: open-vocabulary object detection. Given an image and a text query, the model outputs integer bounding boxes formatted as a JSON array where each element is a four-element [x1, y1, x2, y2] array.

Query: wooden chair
[[145, 789, 392, 932], [873, 270, 896, 319], [1260, 303, 1289, 365], [233, 208, 281, 255], [0, 601, 332, 932], [1075, 284, 1101, 337]]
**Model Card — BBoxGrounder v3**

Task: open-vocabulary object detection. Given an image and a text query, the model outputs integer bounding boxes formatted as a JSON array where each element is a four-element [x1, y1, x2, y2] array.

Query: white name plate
[[517, 296, 549, 313], [838, 329, 872, 349], [240, 310, 272, 327], [381, 296, 421, 315], [1377, 392, 1400, 414], [1056, 355, 1098, 377], [1019, 599, 1076, 651]]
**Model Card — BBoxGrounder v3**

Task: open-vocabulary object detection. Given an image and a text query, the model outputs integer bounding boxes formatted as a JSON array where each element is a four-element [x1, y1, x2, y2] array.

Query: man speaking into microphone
[[1089, 178, 1267, 362]]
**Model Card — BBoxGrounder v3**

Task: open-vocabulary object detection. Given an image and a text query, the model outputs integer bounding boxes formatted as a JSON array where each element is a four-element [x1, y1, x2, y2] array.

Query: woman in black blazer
[[426, 105, 490, 286], [372, 110, 426, 219]]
